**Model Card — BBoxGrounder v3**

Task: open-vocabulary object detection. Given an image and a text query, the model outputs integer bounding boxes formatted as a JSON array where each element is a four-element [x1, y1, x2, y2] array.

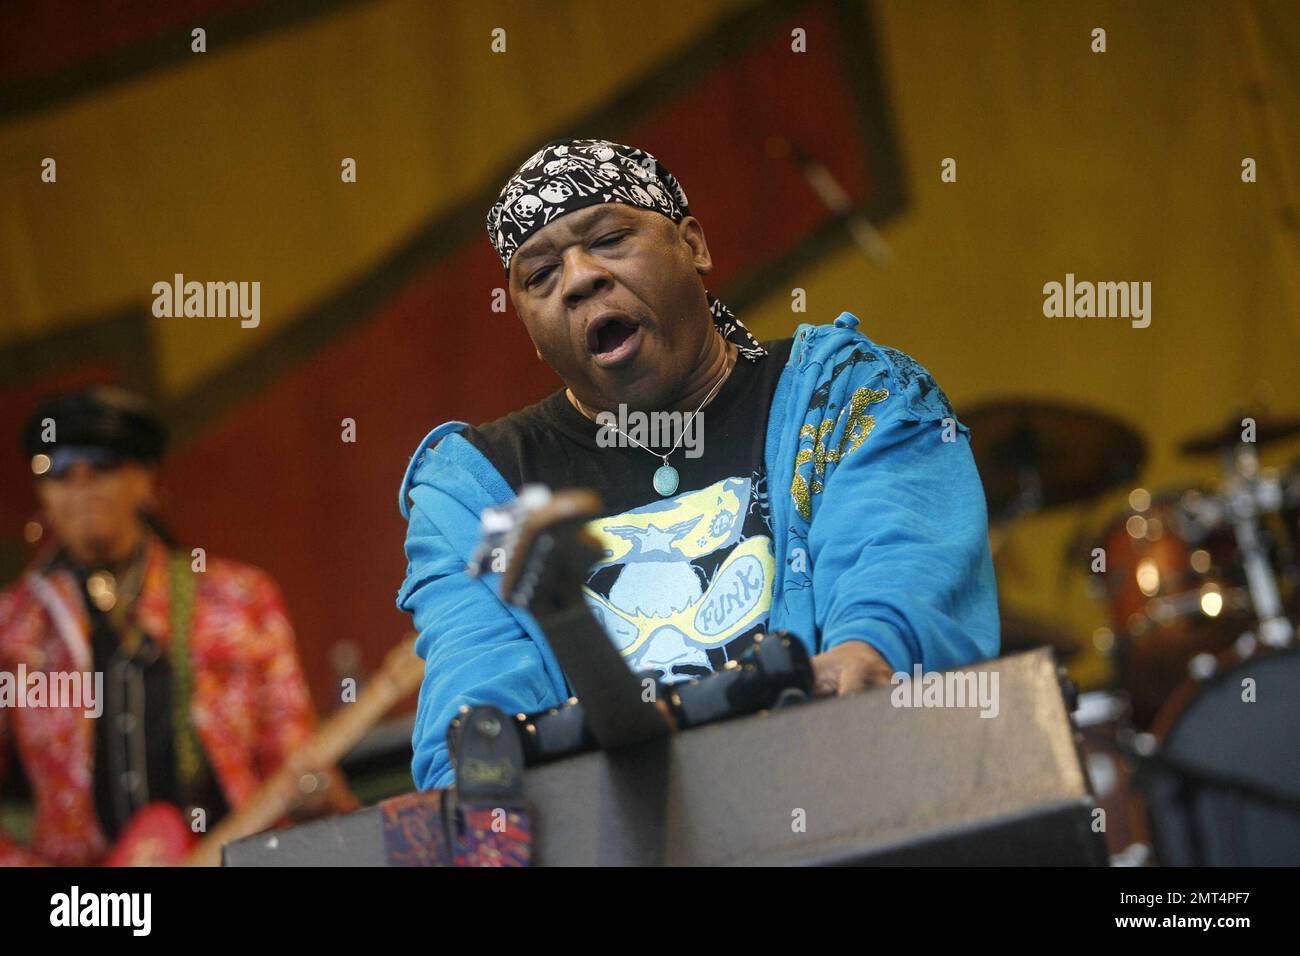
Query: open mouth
[[587, 313, 643, 367]]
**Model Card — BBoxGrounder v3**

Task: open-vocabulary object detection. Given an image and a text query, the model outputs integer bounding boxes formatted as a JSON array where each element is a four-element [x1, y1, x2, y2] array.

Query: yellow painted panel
[[0, 0, 754, 393]]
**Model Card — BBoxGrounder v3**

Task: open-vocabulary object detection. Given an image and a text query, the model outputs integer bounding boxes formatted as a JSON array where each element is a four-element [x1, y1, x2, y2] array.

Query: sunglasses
[[34, 446, 127, 479]]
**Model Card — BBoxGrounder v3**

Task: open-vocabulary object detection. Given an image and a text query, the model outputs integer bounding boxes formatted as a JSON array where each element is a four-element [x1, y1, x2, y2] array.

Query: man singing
[[397, 137, 999, 790]]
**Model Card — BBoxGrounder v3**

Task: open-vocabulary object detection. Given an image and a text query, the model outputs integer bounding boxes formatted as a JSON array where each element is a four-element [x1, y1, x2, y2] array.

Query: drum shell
[[1095, 491, 1249, 727], [1143, 647, 1300, 866]]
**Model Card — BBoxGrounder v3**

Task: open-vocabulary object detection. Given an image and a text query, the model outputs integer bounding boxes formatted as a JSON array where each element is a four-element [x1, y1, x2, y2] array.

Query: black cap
[[22, 387, 168, 471]]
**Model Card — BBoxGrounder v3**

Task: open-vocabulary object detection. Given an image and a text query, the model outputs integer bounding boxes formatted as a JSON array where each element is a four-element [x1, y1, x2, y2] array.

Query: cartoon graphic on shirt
[[581, 475, 774, 683]]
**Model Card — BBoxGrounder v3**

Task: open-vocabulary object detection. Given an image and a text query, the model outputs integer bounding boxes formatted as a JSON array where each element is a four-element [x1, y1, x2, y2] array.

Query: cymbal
[[1178, 415, 1300, 456], [963, 400, 1146, 521], [999, 606, 1080, 660]]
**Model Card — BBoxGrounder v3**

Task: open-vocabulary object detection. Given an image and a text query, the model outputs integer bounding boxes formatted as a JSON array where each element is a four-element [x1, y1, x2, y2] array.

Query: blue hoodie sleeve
[[807, 374, 1000, 672], [397, 459, 559, 791]]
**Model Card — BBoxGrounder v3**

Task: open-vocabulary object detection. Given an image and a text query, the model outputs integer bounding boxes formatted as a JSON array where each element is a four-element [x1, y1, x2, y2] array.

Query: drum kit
[[967, 400, 1300, 866]]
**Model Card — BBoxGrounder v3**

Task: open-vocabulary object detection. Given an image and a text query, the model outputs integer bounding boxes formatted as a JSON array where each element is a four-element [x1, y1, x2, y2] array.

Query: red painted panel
[[0, 0, 267, 85], [629, 3, 872, 288]]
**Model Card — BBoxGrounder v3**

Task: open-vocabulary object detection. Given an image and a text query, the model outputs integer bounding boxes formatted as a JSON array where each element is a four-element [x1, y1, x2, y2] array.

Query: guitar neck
[[488, 489, 675, 752], [187, 638, 423, 866], [530, 600, 674, 750]]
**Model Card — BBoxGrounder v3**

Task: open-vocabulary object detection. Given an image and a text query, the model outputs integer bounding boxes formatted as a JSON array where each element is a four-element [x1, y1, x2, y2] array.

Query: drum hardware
[[1128, 730, 1158, 759], [1138, 585, 1249, 627], [1174, 414, 1300, 647], [1186, 652, 1218, 680], [1070, 689, 1152, 865], [1217, 443, 1294, 647]]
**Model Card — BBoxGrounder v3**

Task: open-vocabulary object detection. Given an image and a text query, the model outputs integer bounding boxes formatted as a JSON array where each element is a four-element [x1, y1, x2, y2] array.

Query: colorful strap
[[379, 790, 532, 867], [166, 550, 205, 806], [455, 802, 533, 866], [380, 791, 457, 866]]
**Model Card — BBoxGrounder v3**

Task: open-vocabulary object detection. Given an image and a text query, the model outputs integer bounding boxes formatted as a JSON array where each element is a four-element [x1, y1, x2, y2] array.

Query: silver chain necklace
[[581, 362, 731, 497]]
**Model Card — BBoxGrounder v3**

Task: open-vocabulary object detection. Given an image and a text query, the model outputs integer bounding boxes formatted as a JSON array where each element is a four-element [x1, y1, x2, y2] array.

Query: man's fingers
[[839, 660, 894, 695], [812, 645, 894, 697], [812, 668, 839, 698], [838, 665, 871, 695]]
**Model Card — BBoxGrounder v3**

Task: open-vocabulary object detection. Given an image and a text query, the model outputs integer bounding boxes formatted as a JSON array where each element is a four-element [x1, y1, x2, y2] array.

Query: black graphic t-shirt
[[466, 337, 794, 684]]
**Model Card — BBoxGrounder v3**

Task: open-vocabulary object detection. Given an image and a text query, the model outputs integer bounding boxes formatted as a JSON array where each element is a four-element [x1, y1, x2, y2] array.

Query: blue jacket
[[396, 314, 1000, 791]]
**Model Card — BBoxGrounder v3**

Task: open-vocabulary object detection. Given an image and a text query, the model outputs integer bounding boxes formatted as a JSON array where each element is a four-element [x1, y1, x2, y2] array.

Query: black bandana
[[486, 137, 767, 361]]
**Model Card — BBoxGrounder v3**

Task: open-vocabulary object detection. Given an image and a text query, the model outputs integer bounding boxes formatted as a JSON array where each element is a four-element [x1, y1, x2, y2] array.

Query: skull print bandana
[[486, 137, 767, 361]]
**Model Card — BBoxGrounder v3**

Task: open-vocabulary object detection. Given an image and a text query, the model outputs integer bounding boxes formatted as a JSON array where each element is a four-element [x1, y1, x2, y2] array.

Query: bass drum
[[1143, 647, 1300, 865]]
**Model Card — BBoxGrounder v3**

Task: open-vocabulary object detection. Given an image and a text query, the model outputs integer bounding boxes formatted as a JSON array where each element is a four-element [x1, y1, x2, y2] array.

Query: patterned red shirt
[[0, 537, 322, 866]]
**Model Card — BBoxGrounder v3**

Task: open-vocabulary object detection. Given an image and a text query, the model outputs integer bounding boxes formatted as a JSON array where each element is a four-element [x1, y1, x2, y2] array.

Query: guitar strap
[[165, 550, 212, 811], [379, 704, 533, 866], [378, 791, 533, 867], [378, 790, 458, 865]]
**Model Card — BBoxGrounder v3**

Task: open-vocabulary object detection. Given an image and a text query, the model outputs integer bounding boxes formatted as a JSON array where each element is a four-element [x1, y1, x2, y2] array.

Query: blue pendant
[[653, 464, 679, 496]]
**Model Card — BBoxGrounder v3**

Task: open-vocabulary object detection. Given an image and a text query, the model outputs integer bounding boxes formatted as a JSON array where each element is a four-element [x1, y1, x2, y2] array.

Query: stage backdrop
[[2, 0, 1297, 709]]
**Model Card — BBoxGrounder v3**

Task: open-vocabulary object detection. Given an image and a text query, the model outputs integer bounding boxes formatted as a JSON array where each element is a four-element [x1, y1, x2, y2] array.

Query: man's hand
[[810, 640, 894, 697]]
